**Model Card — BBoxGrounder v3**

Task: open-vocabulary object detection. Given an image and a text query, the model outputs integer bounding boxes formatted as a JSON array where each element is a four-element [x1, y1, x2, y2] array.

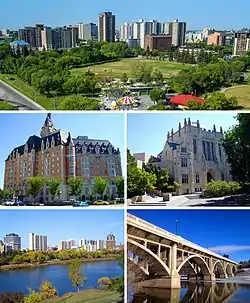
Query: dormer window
[[24, 144, 28, 153], [51, 136, 55, 148], [41, 140, 44, 151], [46, 139, 50, 149]]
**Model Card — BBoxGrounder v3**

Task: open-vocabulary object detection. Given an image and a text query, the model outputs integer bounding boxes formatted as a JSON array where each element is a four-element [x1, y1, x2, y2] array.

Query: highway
[[0, 80, 44, 110]]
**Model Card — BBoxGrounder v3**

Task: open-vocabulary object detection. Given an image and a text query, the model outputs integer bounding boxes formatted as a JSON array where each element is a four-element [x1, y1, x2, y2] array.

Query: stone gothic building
[[4, 114, 122, 201], [152, 118, 231, 194]]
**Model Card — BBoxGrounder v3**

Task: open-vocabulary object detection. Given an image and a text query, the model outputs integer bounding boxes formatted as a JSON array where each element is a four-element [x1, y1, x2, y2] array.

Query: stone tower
[[40, 113, 57, 138]]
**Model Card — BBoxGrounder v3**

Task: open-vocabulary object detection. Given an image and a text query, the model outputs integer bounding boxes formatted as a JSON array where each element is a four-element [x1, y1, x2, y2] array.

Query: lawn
[[53, 290, 120, 303], [71, 58, 189, 79], [224, 85, 250, 109]]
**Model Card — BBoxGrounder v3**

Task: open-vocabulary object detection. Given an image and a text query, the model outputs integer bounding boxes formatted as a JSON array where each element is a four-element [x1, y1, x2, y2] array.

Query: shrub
[[40, 281, 58, 300], [204, 181, 241, 198], [0, 292, 24, 303]]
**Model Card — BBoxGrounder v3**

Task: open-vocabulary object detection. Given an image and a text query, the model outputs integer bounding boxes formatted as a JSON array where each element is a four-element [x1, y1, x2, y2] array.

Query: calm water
[[129, 281, 250, 303], [0, 260, 122, 296]]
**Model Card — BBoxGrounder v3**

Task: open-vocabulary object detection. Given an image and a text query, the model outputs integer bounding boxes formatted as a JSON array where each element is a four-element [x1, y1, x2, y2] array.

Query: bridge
[[127, 214, 238, 289]]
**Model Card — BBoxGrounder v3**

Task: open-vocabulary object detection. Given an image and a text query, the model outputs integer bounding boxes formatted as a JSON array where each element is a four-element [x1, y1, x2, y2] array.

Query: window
[[207, 141, 212, 161], [219, 146, 222, 158], [181, 147, 187, 153], [165, 150, 167, 156], [196, 174, 200, 183], [211, 142, 215, 161], [182, 174, 189, 184], [181, 158, 188, 167], [202, 141, 207, 159], [193, 139, 197, 154]]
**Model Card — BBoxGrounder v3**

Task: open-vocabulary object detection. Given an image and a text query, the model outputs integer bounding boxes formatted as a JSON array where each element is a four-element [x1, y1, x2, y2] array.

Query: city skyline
[[128, 210, 250, 262], [0, 210, 124, 248], [0, 113, 125, 188], [1, 0, 250, 30], [128, 113, 237, 157]]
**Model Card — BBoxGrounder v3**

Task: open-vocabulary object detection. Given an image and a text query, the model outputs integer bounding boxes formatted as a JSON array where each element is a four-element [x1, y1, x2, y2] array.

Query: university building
[[151, 118, 231, 194], [4, 114, 122, 201]]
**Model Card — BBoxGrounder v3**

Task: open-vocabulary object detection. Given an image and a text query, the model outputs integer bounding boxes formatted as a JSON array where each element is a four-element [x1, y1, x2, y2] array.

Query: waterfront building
[[151, 118, 231, 194], [78, 23, 98, 40], [59, 239, 75, 250], [4, 114, 122, 202], [106, 233, 116, 249], [3, 233, 21, 251], [0, 241, 4, 254], [98, 12, 116, 42], [29, 233, 48, 251]]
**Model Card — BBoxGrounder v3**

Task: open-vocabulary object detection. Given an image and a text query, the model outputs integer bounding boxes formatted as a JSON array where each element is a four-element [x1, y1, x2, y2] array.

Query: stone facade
[[152, 118, 231, 194], [4, 114, 122, 201]]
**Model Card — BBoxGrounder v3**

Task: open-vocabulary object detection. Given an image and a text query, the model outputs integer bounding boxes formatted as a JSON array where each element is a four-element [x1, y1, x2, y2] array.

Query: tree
[[0, 292, 24, 303], [150, 88, 165, 102], [40, 281, 58, 300], [58, 95, 100, 110], [27, 177, 45, 202], [121, 73, 128, 83], [114, 177, 124, 199], [24, 290, 43, 303], [152, 69, 164, 85], [144, 163, 170, 191], [0, 102, 16, 110], [46, 178, 62, 202], [68, 260, 86, 292], [93, 177, 108, 199], [67, 177, 83, 200], [222, 114, 250, 182]]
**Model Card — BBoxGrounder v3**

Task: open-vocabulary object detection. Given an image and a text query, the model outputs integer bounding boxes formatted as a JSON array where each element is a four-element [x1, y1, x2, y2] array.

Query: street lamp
[[175, 220, 178, 235]]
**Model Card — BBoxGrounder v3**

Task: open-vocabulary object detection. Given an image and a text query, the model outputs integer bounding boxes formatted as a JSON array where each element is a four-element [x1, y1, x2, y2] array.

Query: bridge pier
[[138, 273, 181, 289]]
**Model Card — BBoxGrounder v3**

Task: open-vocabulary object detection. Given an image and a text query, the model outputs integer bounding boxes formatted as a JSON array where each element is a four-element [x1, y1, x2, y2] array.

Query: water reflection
[[130, 282, 249, 303]]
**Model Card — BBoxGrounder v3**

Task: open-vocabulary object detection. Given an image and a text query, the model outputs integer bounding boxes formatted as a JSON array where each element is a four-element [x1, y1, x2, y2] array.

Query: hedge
[[204, 181, 241, 198]]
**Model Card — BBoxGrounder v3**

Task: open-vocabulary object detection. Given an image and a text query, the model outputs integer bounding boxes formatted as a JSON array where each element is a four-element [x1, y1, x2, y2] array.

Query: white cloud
[[209, 245, 250, 253], [109, 221, 124, 227]]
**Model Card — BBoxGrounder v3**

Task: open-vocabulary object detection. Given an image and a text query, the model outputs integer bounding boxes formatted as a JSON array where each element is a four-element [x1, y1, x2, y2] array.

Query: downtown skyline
[[1, 0, 250, 30], [0, 210, 124, 248]]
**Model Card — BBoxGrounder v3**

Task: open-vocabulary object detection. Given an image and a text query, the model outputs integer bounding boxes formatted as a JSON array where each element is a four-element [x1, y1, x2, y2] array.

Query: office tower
[[41, 27, 53, 51], [78, 23, 98, 41], [98, 12, 115, 42], [106, 233, 116, 249], [29, 233, 48, 251], [3, 233, 21, 251], [4, 114, 122, 202], [233, 32, 250, 56]]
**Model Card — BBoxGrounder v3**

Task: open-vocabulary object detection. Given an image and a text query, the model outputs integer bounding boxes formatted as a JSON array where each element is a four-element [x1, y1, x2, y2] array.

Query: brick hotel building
[[4, 114, 122, 201]]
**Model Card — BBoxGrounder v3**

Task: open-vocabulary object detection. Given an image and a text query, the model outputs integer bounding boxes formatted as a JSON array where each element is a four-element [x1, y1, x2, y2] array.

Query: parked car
[[14, 201, 25, 206], [115, 197, 124, 204], [5, 200, 15, 206], [93, 200, 110, 205], [73, 201, 89, 207]]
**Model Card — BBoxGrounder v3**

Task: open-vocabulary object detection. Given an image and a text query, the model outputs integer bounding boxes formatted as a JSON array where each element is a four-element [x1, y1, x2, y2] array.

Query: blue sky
[[1, 0, 249, 30], [128, 113, 237, 156], [128, 210, 250, 262], [0, 113, 125, 188], [0, 210, 124, 248]]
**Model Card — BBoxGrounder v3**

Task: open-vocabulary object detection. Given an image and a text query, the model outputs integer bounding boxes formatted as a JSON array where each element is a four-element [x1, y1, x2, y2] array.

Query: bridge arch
[[225, 263, 233, 276], [127, 256, 149, 276], [177, 254, 211, 276], [128, 238, 171, 276], [213, 260, 227, 277]]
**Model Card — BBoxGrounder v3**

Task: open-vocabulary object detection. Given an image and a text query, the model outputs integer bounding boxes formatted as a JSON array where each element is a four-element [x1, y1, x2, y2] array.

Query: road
[[0, 80, 44, 110]]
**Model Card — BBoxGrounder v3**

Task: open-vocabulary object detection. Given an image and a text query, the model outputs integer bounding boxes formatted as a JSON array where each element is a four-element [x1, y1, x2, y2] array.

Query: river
[[0, 260, 122, 296], [129, 280, 250, 302]]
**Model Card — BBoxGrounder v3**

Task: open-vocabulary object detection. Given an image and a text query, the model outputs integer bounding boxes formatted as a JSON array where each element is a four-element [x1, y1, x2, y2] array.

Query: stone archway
[[207, 172, 213, 183]]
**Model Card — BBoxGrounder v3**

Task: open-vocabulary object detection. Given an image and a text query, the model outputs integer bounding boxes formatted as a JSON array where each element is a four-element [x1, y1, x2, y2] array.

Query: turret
[[167, 132, 170, 140], [171, 128, 174, 141], [178, 122, 181, 136]]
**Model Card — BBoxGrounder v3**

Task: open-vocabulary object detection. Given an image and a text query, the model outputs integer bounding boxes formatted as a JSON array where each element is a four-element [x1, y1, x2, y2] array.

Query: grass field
[[224, 85, 250, 109], [71, 58, 189, 79], [53, 290, 120, 303]]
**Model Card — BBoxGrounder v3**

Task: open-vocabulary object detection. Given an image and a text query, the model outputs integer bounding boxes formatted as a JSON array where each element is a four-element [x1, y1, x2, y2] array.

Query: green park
[[1, 40, 250, 110]]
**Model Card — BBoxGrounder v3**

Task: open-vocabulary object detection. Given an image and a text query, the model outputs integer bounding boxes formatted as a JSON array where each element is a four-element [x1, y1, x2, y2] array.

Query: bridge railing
[[127, 214, 238, 264]]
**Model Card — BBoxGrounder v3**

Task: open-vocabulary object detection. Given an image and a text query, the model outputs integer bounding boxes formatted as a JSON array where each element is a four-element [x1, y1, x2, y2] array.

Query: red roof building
[[169, 95, 205, 106]]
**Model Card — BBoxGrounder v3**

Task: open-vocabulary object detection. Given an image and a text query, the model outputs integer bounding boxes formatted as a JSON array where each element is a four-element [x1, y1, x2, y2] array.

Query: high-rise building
[[3, 233, 21, 251], [120, 23, 132, 41], [202, 28, 215, 41], [207, 32, 225, 46], [65, 25, 79, 48], [59, 239, 75, 250], [233, 32, 250, 56], [97, 240, 105, 250], [106, 233, 116, 249], [52, 27, 72, 50], [171, 19, 186, 47], [78, 23, 98, 41], [4, 114, 122, 202], [41, 27, 53, 51], [98, 12, 115, 42], [0, 241, 5, 254], [29, 233, 48, 251]]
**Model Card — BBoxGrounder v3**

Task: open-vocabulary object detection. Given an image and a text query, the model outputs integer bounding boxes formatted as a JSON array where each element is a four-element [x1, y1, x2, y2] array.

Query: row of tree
[[2, 176, 124, 202], [0, 248, 122, 266], [127, 150, 180, 198]]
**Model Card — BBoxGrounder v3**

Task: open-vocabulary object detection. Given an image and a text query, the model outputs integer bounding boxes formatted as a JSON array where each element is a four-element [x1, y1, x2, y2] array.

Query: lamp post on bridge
[[176, 220, 178, 235]]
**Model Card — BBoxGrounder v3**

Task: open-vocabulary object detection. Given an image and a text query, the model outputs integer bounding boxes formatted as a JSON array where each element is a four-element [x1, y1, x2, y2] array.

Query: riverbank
[[0, 257, 117, 272], [51, 289, 121, 303]]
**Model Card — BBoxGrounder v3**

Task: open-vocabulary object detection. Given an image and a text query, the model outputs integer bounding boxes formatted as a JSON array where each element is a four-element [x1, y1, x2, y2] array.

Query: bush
[[0, 292, 24, 303], [204, 181, 241, 198]]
